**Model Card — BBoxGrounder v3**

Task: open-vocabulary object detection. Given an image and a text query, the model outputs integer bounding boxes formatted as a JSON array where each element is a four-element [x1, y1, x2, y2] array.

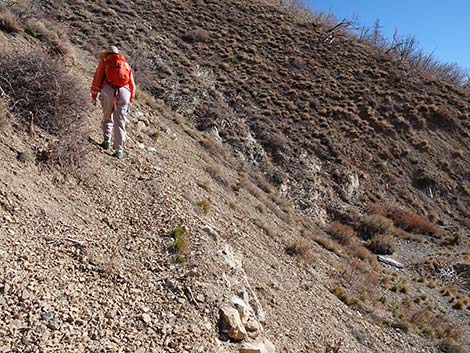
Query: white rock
[[377, 255, 404, 269], [141, 313, 151, 324], [219, 306, 247, 342], [240, 339, 275, 353], [231, 296, 252, 323]]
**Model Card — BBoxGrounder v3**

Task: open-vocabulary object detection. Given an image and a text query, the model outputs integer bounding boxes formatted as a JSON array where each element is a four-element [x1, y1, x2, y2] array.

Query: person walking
[[91, 46, 135, 159]]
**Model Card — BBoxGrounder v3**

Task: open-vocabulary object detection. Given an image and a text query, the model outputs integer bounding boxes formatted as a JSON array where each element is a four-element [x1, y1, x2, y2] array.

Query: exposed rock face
[[217, 245, 273, 350]]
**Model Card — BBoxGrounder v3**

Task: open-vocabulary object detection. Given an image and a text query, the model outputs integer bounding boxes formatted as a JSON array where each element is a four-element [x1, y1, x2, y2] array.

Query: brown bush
[[367, 234, 396, 255], [0, 8, 21, 33], [0, 49, 90, 169], [286, 238, 314, 263], [328, 221, 356, 245], [388, 207, 444, 237], [348, 242, 377, 265], [23, 19, 75, 63]]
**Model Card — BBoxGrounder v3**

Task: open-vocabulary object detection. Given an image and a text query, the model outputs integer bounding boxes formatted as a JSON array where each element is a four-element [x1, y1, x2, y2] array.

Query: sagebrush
[[0, 48, 90, 169]]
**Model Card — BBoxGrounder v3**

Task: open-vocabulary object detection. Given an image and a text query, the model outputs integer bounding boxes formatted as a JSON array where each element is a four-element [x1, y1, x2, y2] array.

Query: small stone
[[141, 313, 151, 324], [195, 294, 205, 302], [3, 215, 14, 223], [136, 121, 147, 132], [202, 225, 219, 241]]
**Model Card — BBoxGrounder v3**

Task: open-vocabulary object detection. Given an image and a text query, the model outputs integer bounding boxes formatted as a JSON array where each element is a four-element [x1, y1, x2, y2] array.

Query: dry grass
[[0, 8, 21, 33], [332, 258, 380, 306], [330, 286, 358, 306], [252, 218, 276, 238], [308, 232, 339, 254], [23, 18, 75, 63], [205, 160, 229, 187], [348, 242, 377, 265], [388, 207, 444, 237], [328, 221, 356, 245], [367, 234, 396, 255], [198, 132, 226, 159], [438, 338, 465, 353], [358, 214, 394, 240], [286, 238, 315, 264], [0, 48, 89, 170]]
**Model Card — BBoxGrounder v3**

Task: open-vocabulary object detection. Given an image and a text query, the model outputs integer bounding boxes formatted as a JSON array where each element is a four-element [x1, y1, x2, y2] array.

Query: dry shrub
[[367, 234, 396, 255], [252, 218, 275, 238], [205, 161, 229, 187], [405, 308, 463, 341], [333, 258, 379, 305], [23, 18, 75, 63], [311, 234, 339, 254], [328, 221, 356, 245], [427, 106, 459, 130], [199, 132, 226, 159], [358, 214, 394, 240], [286, 238, 314, 263], [388, 207, 444, 237], [0, 48, 89, 169], [182, 28, 210, 43], [348, 242, 377, 265], [438, 338, 465, 353], [0, 7, 21, 33]]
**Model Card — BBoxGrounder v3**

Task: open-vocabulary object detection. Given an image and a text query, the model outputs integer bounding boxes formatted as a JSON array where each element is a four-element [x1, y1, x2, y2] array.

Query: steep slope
[[1, 1, 469, 352], [40, 0, 470, 227], [0, 31, 441, 353]]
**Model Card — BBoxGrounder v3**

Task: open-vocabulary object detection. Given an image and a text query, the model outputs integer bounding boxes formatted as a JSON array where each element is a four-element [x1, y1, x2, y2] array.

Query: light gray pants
[[99, 84, 131, 150]]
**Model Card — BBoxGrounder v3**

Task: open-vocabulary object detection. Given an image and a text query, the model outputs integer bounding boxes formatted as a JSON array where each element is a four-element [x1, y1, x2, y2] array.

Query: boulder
[[219, 306, 247, 342], [377, 255, 404, 269]]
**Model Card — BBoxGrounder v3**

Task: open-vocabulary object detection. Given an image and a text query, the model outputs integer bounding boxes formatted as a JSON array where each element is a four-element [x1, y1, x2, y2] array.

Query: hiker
[[91, 46, 135, 159]]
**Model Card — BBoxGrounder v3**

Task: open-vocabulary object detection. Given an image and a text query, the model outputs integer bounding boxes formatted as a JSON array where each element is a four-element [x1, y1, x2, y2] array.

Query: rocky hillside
[[40, 0, 470, 226], [0, 1, 469, 353]]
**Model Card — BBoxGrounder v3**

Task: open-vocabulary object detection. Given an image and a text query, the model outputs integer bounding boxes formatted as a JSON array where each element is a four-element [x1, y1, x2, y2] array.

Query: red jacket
[[91, 56, 136, 102]]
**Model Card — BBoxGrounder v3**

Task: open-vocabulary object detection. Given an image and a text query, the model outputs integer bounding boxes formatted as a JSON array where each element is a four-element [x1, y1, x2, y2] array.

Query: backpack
[[104, 54, 131, 87]]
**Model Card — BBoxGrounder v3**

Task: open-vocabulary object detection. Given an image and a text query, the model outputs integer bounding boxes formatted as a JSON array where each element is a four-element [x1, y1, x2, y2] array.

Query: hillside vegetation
[[0, 1, 468, 352]]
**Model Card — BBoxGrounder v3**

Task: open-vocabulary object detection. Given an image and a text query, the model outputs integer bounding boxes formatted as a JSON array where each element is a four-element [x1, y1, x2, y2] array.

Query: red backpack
[[104, 54, 131, 87]]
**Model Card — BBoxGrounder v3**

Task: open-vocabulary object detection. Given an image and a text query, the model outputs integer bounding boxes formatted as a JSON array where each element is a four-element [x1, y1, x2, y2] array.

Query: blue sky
[[305, 1, 469, 69]]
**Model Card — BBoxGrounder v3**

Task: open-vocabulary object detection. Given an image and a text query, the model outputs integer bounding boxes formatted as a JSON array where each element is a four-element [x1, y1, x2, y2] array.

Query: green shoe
[[113, 148, 124, 159], [100, 139, 111, 150]]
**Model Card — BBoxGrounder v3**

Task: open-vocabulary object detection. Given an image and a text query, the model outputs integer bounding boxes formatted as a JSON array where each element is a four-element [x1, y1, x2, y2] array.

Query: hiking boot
[[113, 148, 124, 159], [100, 139, 111, 150]]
